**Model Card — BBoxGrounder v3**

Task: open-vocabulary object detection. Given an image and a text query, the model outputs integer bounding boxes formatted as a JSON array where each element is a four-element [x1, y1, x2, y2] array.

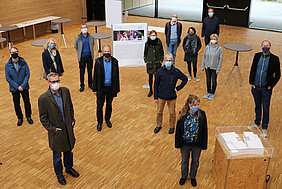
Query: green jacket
[[144, 38, 164, 74]]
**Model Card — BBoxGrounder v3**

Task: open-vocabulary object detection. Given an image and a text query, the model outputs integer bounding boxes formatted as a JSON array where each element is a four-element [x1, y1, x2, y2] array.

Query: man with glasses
[[38, 72, 79, 185], [5, 47, 33, 126]]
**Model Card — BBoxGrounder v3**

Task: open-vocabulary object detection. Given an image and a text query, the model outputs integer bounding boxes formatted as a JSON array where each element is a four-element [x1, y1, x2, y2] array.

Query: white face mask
[[211, 39, 217, 44], [172, 17, 177, 22], [50, 82, 60, 90], [81, 28, 87, 34]]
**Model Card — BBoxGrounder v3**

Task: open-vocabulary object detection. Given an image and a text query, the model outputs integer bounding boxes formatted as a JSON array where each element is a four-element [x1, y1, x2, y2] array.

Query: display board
[[105, 0, 122, 28], [112, 23, 148, 67]]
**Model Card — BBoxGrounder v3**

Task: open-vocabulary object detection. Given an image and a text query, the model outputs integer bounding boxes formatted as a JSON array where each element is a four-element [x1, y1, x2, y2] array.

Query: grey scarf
[[185, 34, 198, 55]]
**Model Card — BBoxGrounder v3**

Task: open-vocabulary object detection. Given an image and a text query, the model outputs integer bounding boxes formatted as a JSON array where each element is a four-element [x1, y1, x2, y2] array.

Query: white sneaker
[[194, 77, 200, 82], [248, 124, 260, 130], [188, 76, 192, 81], [203, 93, 210, 99], [262, 129, 267, 138]]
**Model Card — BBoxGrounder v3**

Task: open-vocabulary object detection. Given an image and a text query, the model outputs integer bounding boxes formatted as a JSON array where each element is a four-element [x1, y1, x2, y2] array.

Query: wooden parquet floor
[[0, 16, 281, 188]]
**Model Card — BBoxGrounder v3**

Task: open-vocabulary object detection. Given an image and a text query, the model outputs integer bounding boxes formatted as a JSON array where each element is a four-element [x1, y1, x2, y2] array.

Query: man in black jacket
[[201, 8, 220, 46], [93, 45, 120, 131], [165, 13, 182, 65], [154, 53, 188, 134], [248, 40, 280, 138]]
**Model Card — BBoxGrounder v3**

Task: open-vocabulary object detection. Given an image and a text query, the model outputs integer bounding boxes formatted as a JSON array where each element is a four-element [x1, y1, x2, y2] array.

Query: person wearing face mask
[[201, 34, 223, 100], [5, 47, 33, 126], [42, 38, 64, 78], [38, 72, 79, 185], [74, 23, 95, 92], [93, 45, 120, 131], [201, 8, 220, 46], [248, 40, 280, 138], [154, 53, 187, 134], [165, 13, 182, 65], [175, 94, 208, 187], [183, 27, 202, 81], [144, 30, 164, 97]]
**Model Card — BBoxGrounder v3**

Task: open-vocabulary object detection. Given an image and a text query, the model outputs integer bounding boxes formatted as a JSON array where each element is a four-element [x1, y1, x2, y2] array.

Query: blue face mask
[[190, 106, 199, 113], [49, 44, 55, 49], [165, 61, 172, 68], [262, 47, 270, 53], [208, 12, 214, 17], [150, 36, 156, 40]]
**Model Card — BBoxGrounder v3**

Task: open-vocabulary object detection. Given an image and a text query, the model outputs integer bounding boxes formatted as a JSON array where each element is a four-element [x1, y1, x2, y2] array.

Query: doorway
[[87, 0, 105, 21]]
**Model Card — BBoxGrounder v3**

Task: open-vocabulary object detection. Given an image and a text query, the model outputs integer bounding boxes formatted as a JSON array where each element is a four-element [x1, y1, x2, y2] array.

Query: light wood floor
[[0, 16, 281, 188]]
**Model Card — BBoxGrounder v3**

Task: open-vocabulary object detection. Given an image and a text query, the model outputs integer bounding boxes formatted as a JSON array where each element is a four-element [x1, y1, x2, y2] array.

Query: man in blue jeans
[[38, 72, 79, 185], [165, 13, 182, 65], [248, 40, 280, 138]]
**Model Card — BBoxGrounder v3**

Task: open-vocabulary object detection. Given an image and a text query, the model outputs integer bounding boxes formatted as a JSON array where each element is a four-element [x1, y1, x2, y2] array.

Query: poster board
[[105, 0, 122, 28], [112, 23, 148, 67]]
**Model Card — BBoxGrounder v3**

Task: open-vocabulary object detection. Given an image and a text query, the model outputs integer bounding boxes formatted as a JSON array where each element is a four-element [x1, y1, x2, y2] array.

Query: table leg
[[32, 25, 36, 40], [22, 27, 26, 39], [95, 26, 98, 33], [0, 33, 3, 49]]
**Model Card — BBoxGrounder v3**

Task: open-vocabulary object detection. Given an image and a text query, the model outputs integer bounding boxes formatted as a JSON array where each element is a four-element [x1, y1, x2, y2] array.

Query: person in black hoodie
[[144, 30, 164, 97], [42, 38, 64, 78], [154, 53, 187, 134], [175, 94, 208, 187], [183, 27, 202, 81]]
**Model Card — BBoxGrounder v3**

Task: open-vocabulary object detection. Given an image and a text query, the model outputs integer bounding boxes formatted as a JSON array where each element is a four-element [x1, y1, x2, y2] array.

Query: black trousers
[[205, 68, 218, 94], [97, 86, 113, 123], [79, 56, 93, 88], [204, 35, 210, 46], [148, 74, 155, 92], [186, 61, 197, 77], [11, 89, 32, 119]]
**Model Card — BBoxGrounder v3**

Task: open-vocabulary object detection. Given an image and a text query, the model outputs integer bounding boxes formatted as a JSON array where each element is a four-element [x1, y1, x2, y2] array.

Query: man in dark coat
[[5, 47, 33, 126], [201, 8, 220, 46], [38, 72, 79, 185], [248, 40, 280, 138], [93, 45, 120, 131]]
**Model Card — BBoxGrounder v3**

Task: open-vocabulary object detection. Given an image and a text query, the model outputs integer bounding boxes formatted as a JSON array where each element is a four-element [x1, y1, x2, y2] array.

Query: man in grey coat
[[74, 23, 95, 92], [38, 72, 79, 185]]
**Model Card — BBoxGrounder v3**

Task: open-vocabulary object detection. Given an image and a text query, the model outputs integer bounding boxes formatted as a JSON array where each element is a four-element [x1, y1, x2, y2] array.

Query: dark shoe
[[154, 126, 162, 133], [89, 85, 93, 90], [27, 117, 34, 124], [57, 174, 66, 185], [147, 91, 153, 97], [97, 123, 102, 131], [106, 120, 112, 128], [191, 178, 197, 187], [79, 87, 84, 92], [168, 128, 175, 134], [179, 178, 186, 185], [17, 119, 23, 126], [66, 168, 80, 178]]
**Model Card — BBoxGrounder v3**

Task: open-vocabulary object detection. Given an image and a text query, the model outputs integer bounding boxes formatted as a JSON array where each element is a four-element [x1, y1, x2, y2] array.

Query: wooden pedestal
[[212, 138, 270, 189]]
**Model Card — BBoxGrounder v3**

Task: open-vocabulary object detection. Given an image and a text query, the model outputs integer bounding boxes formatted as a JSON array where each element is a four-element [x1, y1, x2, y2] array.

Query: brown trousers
[[156, 98, 176, 128]]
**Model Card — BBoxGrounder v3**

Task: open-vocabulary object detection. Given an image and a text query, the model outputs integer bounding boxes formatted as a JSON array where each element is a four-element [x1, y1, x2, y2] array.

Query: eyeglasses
[[49, 80, 60, 84]]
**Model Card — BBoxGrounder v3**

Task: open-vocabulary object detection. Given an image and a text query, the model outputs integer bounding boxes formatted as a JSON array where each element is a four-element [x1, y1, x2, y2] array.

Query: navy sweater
[[154, 66, 187, 100], [201, 16, 220, 37]]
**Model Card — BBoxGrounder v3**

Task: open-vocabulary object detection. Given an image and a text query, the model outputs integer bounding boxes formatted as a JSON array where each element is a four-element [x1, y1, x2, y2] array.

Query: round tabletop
[[86, 22, 106, 27], [0, 38, 6, 43], [52, 18, 72, 24], [91, 33, 111, 40], [224, 43, 252, 52], [0, 25, 18, 32], [31, 39, 49, 47]]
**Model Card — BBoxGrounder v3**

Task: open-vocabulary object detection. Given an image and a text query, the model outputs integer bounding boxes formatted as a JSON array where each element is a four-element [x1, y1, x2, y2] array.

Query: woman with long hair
[[175, 94, 208, 187]]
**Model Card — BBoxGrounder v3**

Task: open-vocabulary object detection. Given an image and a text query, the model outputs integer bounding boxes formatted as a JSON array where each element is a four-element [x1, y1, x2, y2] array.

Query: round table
[[0, 38, 6, 65], [31, 39, 49, 47], [0, 25, 18, 49], [224, 43, 252, 86], [52, 18, 72, 48], [87, 22, 106, 33], [91, 33, 111, 54]]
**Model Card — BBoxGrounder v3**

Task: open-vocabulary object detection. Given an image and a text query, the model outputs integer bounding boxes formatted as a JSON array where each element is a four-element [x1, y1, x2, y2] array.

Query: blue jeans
[[251, 87, 272, 129], [53, 151, 73, 176], [205, 68, 217, 94], [167, 40, 178, 65]]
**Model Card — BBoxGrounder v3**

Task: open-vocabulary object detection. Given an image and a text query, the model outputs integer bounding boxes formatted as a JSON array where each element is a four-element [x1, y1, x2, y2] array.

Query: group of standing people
[[4, 8, 280, 187]]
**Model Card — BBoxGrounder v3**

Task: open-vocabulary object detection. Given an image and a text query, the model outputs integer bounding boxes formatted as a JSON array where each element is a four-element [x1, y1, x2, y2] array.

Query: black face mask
[[103, 53, 111, 58], [11, 53, 18, 59]]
